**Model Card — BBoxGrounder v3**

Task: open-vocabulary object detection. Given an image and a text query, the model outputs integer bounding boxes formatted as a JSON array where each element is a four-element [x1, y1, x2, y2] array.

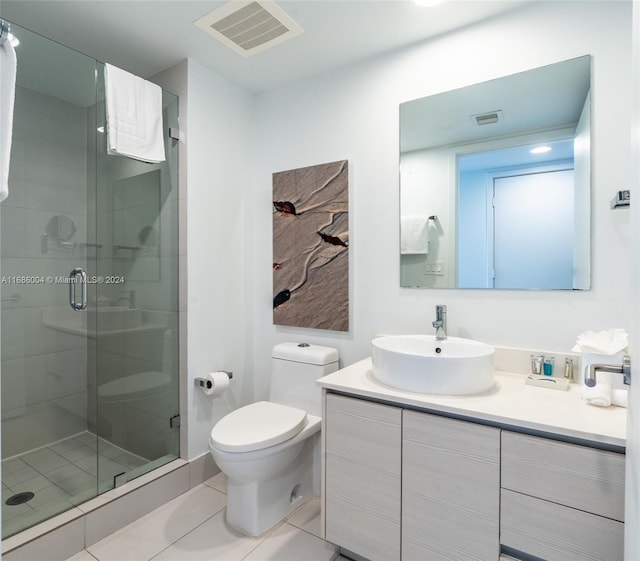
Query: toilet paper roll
[[200, 371, 230, 397]]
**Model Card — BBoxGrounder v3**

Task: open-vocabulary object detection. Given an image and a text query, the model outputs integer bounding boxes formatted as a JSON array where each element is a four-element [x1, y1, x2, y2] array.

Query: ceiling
[[1, 0, 534, 93]]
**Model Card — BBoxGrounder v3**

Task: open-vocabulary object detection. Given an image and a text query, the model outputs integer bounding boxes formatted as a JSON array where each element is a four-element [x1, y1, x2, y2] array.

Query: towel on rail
[[0, 38, 17, 201], [400, 215, 430, 255], [104, 63, 165, 163]]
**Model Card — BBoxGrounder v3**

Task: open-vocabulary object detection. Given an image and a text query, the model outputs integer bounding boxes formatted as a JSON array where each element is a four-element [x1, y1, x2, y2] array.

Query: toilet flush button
[[298, 343, 310, 347]]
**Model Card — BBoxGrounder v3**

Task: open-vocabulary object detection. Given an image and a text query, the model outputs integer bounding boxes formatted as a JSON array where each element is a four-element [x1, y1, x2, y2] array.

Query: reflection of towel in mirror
[[401, 215, 429, 254]]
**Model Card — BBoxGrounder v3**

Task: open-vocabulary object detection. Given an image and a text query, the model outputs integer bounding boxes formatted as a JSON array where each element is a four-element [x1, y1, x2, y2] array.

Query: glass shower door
[[1, 21, 180, 538], [93, 67, 180, 492], [1, 22, 100, 537]]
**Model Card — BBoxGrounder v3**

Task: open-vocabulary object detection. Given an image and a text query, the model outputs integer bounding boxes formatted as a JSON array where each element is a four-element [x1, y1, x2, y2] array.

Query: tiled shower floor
[[2, 432, 147, 538]]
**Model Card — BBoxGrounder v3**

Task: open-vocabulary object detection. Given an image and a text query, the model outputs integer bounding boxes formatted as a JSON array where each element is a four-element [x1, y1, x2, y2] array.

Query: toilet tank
[[270, 342, 339, 417]]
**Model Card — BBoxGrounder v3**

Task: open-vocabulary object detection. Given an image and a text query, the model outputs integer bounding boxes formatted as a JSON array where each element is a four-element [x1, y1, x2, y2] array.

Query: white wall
[[400, 148, 454, 288], [184, 60, 254, 459], [250, 1, 632, 401]]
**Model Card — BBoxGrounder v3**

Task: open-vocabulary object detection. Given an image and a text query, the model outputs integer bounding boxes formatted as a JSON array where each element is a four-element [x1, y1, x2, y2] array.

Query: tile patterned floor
[[65, 473, 349, 561], [2, 432, 147, 538]]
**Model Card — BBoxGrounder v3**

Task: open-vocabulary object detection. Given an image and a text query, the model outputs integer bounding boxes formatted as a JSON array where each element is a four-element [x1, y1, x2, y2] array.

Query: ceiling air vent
[[472, 110, 503, 126], [195, 1, 304, 57]]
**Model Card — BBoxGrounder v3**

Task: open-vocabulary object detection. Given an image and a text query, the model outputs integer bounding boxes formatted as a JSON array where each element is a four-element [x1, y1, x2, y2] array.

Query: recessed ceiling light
[[530, 146, 552, 154]]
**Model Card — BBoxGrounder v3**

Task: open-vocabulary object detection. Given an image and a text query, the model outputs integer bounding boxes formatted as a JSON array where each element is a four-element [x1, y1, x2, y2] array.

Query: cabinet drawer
[[501, 431, 625, 521], [325, 394, 401, 561], [501, 489, 624, 561]]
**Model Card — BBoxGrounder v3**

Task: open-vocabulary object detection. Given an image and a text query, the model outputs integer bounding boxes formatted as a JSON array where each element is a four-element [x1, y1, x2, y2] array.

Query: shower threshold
[[2, 431, 148, 539]]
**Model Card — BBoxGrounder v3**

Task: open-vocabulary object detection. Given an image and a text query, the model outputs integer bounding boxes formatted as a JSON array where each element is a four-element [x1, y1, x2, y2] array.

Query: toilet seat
[[210, 401, 307, 453]]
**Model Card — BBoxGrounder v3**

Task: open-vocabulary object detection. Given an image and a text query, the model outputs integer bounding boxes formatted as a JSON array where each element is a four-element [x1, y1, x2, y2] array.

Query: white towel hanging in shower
[[0, 38, 17, 202], [104, 63, 165, 163]]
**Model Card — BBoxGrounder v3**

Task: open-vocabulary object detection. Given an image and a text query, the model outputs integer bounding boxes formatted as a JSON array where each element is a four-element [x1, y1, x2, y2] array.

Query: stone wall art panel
[[272, 159, 349, 332]]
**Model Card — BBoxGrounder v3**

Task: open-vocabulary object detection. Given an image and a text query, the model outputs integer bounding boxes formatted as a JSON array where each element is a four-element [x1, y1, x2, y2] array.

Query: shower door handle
[[69, 267, 88, 311]]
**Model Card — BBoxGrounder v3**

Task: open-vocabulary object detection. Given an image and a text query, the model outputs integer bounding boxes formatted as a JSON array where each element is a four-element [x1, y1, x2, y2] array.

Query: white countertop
[[317, 358, 627, 449]]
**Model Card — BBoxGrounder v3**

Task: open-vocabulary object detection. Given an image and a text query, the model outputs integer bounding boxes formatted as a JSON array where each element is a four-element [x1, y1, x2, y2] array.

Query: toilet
[[208, 342, 339, 537]]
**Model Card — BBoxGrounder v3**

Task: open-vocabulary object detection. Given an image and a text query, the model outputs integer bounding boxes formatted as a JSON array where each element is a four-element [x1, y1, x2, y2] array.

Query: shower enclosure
[[1, 22, 180, 538]]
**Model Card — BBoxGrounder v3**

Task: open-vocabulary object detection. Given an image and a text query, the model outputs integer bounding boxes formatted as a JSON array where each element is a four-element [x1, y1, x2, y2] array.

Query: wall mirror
[[399, 55, 591, 289]]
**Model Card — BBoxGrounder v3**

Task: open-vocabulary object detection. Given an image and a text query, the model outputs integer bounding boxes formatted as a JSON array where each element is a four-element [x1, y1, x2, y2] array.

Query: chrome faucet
[[432, 305, 447, 340]]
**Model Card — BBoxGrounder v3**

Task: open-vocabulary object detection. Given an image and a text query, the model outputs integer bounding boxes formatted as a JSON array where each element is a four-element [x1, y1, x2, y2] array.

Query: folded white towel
[[0, 39, 17, 202], [104, 63, 165, 163], [401, 215, 429, 255], [611, 389, 628, 408]]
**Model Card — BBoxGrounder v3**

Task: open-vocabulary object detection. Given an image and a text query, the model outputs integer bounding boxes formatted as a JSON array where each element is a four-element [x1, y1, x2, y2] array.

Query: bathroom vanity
[[317, 359, 626, 561]]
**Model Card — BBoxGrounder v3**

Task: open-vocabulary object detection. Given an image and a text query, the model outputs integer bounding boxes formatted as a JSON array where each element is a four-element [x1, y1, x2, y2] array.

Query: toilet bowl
[[208, 343, 338, 537]]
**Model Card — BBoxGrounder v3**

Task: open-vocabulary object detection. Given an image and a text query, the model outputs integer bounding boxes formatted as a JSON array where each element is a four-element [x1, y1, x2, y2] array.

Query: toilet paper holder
[[195, 371, 233, 389]]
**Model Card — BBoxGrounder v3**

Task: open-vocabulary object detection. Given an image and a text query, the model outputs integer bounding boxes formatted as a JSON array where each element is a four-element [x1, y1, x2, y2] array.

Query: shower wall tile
[[53, 393, 88, 422], [43, 323, 86, 355], [1, 358, 27, 415], [6, 138, 26, 208], [23, 164, 87, 214], [22, 307, 47, 356], [1, 308, 27, 360], [43, 348, 87, 400], [2, 401, 86, 458], [0, 206, 27, 257]]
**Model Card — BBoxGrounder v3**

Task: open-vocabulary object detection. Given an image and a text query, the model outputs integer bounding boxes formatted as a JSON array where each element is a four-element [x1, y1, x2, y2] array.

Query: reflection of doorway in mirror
[[492, 169, 574, 289], [456, 137, 580, 290]]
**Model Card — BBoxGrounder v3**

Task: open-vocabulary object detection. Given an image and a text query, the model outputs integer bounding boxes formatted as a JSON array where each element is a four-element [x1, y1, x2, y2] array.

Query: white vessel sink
[[85, 306, 143, 331], [371, 335, 495, 395]]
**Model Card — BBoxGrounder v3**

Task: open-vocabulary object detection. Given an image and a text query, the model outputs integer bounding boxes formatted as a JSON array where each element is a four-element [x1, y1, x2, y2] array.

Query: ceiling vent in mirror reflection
[[472, 110, 502, 126], [194, 0, 304, 57]]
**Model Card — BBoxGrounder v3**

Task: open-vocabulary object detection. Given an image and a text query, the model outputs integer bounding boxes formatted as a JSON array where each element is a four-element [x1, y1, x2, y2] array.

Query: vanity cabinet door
[[324, 394, 402, 561], [402, 411, 500, 561]]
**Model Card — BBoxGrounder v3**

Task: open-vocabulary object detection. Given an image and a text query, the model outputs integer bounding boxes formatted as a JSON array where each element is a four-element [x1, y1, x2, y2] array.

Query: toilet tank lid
[[272, 342, 339, 366]]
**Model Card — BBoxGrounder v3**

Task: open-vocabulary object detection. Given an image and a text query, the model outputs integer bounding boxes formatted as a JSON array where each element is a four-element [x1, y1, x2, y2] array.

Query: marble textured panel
[[272, 160, 349, 332]]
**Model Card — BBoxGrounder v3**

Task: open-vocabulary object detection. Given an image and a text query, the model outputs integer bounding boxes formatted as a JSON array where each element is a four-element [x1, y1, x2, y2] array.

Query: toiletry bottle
[[543, 356, 554, 376], [531, 355, 543, 375]]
